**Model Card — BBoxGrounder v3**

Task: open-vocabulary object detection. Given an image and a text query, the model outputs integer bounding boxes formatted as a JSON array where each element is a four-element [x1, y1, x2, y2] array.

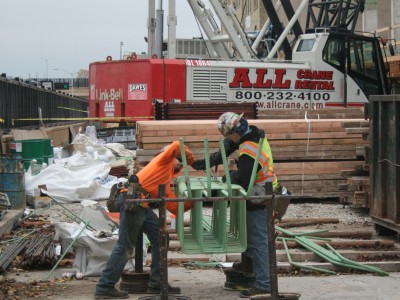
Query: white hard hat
[[217, 112, 244, 136]]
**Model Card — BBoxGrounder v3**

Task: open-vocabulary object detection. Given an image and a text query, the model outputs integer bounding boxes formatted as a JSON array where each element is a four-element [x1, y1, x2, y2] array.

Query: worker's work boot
[[232, 253, 253, 275], [94, 288, 129, 299], [223, 268, 255, 291], [239, 286, 271, 298]]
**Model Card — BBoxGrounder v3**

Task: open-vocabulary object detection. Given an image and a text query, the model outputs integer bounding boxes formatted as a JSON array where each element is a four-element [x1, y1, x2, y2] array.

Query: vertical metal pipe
[[134, 230, 144, 273], [155, 0, 164, 58], [158, 184, 168, 300], [167, 0, 177, 59], [148, 0, 156, 56], [264, 182, 279, 298]]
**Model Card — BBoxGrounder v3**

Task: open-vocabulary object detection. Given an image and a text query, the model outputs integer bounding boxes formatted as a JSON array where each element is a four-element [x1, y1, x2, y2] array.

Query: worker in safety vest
[[95, 141, 196, 299], [192, 112, 287, 298]]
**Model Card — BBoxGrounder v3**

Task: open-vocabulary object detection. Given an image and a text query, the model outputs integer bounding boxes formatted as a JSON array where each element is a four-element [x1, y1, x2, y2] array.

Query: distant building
[[227, 0, 399, 55]]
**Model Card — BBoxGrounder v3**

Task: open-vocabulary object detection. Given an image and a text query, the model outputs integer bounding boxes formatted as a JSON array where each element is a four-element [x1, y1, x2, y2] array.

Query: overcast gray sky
[[0, 0, 210, 79]]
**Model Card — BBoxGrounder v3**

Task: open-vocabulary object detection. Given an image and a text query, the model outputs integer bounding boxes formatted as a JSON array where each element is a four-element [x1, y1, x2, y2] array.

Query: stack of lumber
[[135, 118, 369, 200], [341, 126, 371, 207], [154, 102, 257, 120]]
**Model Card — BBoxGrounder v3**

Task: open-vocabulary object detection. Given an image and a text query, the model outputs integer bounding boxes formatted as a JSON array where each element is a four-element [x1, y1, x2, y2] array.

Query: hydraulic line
[[325, 243, 389, 276], [295, 236, 389, 276], [277, 227, 389, 276], [281, 238, 336, 275], [276, 225, 329, 237]]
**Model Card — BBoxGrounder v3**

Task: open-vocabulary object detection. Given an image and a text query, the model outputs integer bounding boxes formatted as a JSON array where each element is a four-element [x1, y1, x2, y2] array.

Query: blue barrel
[[0, 154, 26, 209]]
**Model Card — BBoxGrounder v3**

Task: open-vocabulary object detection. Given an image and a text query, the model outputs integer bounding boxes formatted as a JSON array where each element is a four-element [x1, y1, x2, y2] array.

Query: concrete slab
[[3, 267, 400, 300], [0, 209, 23, 237]]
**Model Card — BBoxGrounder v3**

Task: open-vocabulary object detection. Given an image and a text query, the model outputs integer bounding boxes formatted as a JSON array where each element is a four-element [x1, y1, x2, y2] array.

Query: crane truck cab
[[293, 31, 389, 107]]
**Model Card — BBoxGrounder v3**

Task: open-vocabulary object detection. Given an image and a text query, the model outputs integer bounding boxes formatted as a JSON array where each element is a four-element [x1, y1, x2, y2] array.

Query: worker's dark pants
[[244, 207, 271, 291], [96, 196, 161, 293]]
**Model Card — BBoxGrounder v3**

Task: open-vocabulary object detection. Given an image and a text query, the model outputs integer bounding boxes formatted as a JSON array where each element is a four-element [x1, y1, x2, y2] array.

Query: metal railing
[[27, 78, 89, 88]]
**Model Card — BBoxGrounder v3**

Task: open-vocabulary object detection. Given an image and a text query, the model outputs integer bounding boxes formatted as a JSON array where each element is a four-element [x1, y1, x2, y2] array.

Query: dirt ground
[[1, 202, 399, 300], [2, 267, 400, 300]]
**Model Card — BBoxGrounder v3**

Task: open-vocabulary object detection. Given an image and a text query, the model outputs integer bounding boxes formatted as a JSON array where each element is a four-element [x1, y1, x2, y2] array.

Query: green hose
[[276, 225, 329, 238], [325, 243, 389, 276], [295, 236, 389, 276], [277, 227, 389, 276], [282, 238, 336, 274]]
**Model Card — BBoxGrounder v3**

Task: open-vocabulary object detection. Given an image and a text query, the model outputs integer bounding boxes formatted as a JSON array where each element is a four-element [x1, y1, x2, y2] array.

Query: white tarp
[[24, 126, 134, 203], [24, 152, 124, 202], [55, 201, 140, 276]]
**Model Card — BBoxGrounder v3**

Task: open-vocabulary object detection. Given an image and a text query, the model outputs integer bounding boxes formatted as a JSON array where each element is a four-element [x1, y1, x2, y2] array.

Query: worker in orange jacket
[[137, 140, 196, 214], [95, 141, 196, 299]]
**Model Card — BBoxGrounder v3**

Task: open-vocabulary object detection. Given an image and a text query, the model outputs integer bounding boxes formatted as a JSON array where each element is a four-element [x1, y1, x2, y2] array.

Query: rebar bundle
[[0, 238, 30, 272], [21, 232, 58, 269]]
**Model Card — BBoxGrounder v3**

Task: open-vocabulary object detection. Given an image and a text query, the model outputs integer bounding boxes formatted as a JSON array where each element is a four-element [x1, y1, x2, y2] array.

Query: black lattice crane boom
[[306, 0, 365, 33]]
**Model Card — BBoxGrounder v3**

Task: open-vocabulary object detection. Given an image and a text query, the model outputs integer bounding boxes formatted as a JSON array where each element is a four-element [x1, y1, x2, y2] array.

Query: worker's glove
[[192, 159, 206, 170], [274, 185, 291, 195], [222, 170, 239, 184]]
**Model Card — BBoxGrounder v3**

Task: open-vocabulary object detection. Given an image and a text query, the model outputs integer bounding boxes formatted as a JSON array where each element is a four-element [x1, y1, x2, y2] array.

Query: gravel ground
[[283, 202, 374, 232], [35, 200, 374, 234]]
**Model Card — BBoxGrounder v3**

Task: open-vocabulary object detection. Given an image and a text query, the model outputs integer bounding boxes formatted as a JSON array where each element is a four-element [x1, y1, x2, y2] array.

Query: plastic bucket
[[0, 154, 26, 209]]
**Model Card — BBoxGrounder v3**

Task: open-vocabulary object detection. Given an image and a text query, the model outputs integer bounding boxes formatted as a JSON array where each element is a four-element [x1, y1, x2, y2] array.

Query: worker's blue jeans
[[96, 196, 160, 293], [243, 208, 271, 291]]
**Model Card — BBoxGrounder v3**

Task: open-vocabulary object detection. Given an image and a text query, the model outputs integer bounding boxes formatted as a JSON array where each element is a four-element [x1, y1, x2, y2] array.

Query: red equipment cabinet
[[89, 58, 187, 123]]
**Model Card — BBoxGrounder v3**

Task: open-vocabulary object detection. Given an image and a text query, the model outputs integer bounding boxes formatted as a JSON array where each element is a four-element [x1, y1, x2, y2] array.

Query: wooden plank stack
[[154, 102, 257, 120], [135, 117, 370, 201], [343, 126, 371, 208]]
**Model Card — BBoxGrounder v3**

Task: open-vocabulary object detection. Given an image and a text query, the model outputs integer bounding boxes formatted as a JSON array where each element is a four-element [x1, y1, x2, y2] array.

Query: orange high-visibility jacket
[[136, 141, 196, 214]]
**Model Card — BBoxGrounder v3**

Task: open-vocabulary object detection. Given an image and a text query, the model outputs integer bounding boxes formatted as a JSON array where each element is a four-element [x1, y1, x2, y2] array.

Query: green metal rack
[[174, 138, 247, 254], [174, 176, 247, 254]]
